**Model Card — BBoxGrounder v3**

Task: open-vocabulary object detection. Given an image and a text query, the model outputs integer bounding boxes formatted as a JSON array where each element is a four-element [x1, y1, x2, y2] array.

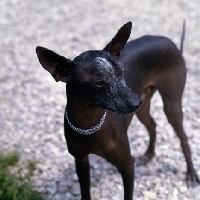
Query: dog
[[36, 21, 199, 200]]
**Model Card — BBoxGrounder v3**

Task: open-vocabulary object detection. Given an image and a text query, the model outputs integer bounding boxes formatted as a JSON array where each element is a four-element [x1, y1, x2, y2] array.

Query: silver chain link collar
[[65, 110, 106, 135]]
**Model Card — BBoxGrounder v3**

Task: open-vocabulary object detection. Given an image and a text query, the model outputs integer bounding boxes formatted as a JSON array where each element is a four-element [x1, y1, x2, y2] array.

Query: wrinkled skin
[[68, 50, 142, 114]]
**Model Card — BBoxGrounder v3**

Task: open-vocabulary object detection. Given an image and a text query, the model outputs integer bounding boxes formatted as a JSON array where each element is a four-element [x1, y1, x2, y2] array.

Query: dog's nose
[[138, 99, 143, 107], [135, 99, 143, 110]]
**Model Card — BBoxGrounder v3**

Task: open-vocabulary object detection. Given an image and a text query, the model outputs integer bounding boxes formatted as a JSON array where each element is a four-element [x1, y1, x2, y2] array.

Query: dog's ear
[[36, 46, 75, 82], [103, 21, 132, 57]]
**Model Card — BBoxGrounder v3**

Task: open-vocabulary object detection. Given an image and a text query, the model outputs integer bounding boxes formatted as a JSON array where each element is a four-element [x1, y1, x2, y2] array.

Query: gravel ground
[[1, 0, 200, 199]]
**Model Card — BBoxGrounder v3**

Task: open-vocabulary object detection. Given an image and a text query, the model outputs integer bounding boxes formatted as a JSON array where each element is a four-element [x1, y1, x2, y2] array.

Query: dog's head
[[36, 22, 142, 114]]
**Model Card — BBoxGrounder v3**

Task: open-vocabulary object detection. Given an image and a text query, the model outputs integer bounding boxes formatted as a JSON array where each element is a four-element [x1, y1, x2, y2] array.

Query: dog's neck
[[66, 87, 106, 132], [65, 109, 106, 135]]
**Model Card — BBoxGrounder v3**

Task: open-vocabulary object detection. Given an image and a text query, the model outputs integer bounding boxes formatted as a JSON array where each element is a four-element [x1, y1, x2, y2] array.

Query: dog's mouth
[[99, 99, 143, 114], [118, 102, 143, 114]]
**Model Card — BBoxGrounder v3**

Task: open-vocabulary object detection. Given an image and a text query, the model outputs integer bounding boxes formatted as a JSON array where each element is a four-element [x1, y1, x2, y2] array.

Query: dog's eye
[[94, 81, 106, 89], [95, 81, 105, 86]]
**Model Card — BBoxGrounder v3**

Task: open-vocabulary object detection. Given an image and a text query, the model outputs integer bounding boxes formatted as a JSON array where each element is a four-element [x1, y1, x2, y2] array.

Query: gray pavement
[[0, 0, 200, 199]]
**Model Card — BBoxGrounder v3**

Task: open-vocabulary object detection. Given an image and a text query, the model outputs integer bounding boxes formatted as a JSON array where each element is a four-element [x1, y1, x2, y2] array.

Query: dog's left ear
[[36, 46, 75, 82], [103, 21, 132, 57]]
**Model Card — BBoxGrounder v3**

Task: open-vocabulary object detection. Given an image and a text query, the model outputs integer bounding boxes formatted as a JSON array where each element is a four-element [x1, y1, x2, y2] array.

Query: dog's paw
[[135, 153, 155, 166], [186, 173, 200, 188]]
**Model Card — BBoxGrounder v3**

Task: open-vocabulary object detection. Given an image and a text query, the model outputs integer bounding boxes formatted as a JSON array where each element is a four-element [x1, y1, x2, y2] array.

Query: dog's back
[[119, 30, 199, 187], [120, 35, 186, 94]]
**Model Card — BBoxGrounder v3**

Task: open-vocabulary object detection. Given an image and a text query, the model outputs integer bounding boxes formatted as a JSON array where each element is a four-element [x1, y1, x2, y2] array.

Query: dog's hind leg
[[136, 86, 157, 164], [161, 91, 199, 186], [158, 66, 199, 186]]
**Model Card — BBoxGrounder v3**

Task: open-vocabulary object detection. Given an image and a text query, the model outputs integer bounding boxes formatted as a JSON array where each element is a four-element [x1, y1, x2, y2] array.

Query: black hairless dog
[[36, 21, 199, 200]]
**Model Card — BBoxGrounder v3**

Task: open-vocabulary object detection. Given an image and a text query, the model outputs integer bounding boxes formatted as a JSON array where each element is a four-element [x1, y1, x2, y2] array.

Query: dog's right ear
[[36, 46, 75, 82], [103, 21, 132, 57]]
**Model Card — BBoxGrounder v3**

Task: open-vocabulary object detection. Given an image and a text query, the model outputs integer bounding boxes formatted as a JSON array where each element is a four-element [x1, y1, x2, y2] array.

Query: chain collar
[[65, 110, 106, 135]]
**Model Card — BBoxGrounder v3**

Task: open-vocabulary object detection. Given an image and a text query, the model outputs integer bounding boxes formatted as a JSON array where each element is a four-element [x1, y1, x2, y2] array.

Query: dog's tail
[[180, 19, 186, 54]]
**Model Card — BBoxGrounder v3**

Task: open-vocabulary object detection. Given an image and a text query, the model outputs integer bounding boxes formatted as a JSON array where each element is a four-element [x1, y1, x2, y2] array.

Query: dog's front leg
[[118, 156, 135, 200], [75, 157, 91, 200]]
